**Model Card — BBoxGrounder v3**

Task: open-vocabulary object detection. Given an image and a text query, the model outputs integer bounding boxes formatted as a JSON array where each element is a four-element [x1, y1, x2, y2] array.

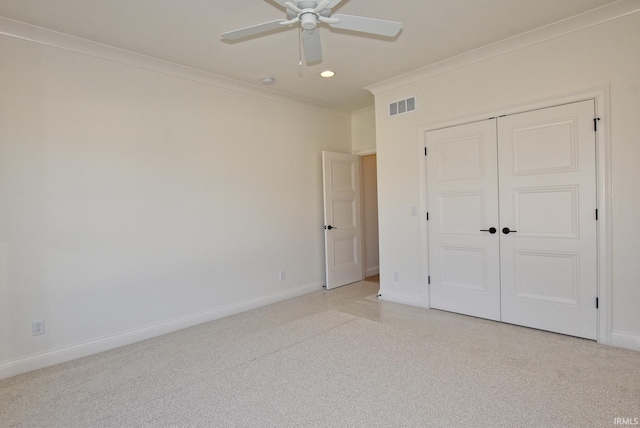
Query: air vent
[[389, 96, 416, 117]]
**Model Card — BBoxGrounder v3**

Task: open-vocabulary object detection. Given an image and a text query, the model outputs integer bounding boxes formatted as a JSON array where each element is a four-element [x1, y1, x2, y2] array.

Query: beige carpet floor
[[1, 281, 639, 427]]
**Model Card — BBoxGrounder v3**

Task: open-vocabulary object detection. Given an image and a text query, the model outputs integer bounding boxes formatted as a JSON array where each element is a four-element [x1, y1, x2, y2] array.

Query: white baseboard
[[0, 282, 324, 380], [377, 290, 427, 308], [364, 266, 379, 278], [610, 330, 640, 352]]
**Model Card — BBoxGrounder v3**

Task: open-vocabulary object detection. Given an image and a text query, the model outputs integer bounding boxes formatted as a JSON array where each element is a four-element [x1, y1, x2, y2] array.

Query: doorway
[[321, 152, 380, 289]]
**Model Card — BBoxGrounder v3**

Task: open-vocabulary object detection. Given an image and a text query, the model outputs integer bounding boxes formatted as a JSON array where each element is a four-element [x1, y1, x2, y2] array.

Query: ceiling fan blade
[[302, 29, 323, 63], [329, 14, 402, 37], [221, 19, 288, 41], [326, 0, 342, 8]]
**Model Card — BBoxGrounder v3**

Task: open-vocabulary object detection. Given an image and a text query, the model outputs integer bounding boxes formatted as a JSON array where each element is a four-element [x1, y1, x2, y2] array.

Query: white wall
[[360, 155, 379, 277], [371, 12, 640, 348], [351, 106, 376, 155], [0, 33, 351, 377]]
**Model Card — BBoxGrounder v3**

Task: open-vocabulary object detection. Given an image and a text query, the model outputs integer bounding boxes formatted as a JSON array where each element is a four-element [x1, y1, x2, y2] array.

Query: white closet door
[[427, 119, 501, 321], [498, 100, 598, 339]]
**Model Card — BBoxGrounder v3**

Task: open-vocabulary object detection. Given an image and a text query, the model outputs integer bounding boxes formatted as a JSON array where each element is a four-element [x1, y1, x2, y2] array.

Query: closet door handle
[[480, 227, 497, 234], [502, 227, 517, 234], [325, 225, 337, 230]]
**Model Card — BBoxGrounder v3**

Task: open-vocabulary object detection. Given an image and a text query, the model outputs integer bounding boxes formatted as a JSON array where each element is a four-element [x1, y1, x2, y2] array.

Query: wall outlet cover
[[32, 320, 45, 336]]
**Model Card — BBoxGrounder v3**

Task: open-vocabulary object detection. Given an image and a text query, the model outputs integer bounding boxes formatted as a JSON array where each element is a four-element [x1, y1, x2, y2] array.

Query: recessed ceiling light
[[320, 70, 335, 78], [261, 77, 275, 85]]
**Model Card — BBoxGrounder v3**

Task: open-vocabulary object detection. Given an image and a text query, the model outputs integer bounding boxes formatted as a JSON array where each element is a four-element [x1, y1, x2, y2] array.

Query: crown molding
[[0, 16, 350, 119], [367, 0, 640, 95]]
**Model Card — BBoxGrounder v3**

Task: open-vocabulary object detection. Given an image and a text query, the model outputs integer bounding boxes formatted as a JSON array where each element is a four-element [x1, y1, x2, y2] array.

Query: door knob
[[502, 227, 517, 234], [480, 227, 497, 234], [325, 225, 337, 230]]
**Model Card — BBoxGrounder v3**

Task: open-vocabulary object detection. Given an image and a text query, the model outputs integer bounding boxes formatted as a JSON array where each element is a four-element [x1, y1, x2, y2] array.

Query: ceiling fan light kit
[[221, 0, 402, 64]]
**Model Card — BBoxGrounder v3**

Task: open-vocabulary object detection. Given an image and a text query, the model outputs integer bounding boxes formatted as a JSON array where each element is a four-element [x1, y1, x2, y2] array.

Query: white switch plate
[[411, 206, 418, 216]]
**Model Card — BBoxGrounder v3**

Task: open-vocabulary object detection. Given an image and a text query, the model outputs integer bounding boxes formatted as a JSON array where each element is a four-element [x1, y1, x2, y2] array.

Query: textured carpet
[[1, 282, 639, 427]]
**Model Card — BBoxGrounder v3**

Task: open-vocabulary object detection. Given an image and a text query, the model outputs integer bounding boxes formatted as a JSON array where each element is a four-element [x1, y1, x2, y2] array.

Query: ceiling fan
[[221, 0, 402, 64]]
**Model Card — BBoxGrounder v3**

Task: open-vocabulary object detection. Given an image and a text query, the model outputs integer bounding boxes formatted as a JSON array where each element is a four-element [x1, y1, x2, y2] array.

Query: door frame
[[417, 86, 612, 345]]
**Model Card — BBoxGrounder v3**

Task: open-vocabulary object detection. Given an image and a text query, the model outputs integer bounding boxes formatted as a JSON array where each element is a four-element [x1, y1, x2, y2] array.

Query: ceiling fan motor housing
[[300, 11, 319, 30]]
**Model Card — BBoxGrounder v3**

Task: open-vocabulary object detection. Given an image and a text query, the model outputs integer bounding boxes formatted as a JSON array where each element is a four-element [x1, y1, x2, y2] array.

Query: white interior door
[[426, 119, 501, 321], [322, 151, 363, 290], [498, 100, 598, 339]]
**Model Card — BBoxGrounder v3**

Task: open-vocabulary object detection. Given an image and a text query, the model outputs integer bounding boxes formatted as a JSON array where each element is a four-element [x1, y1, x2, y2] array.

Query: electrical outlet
[[32, 320, 45, 336], [393, 272, 400, 282], [279, 271, 286, 281]]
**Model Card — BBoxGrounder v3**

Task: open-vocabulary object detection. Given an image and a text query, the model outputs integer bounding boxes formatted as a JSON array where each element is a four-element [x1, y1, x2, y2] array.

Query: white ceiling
[[0, 0, 622, 111]]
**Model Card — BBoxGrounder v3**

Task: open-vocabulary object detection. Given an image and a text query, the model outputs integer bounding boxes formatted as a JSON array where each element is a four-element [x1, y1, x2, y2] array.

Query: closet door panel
[[498, 100, 597, 339], [427, 119, 501, 321]]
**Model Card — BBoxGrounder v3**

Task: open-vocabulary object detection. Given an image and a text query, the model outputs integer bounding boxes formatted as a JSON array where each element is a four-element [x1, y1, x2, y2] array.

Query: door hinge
[[428, 276, 431, 285], [594, 117, 601, 132], [595, 209, 599, 220], [426, 212, 429, 221], [596, 297, 599, 309], [424, 147, 427, 156]]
